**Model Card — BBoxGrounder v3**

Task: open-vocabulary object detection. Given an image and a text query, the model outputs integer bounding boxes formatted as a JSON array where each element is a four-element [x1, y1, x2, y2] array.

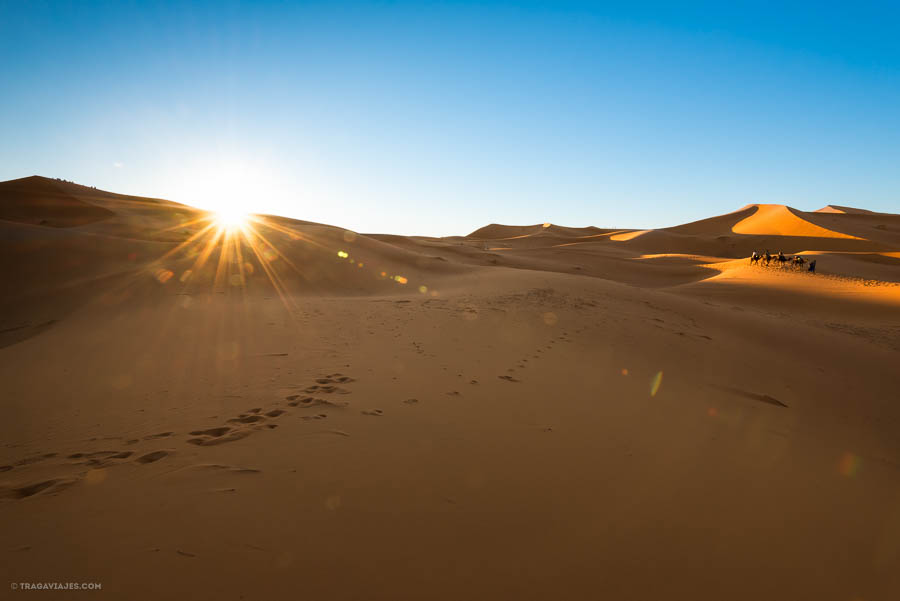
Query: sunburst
[[142, 203, 430, 316]]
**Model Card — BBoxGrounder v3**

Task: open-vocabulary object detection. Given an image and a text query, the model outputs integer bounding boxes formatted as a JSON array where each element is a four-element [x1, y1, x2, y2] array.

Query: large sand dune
[[731, 203, 862, 239], [2, 176, 899, 600]]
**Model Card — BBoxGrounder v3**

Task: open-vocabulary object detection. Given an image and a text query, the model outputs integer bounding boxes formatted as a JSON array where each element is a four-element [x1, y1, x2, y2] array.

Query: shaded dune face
[[0, 176, 115, 227]]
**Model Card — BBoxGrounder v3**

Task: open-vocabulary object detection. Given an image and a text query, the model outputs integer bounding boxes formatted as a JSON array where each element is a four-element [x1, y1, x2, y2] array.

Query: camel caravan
[[750, 250, 817, 273]]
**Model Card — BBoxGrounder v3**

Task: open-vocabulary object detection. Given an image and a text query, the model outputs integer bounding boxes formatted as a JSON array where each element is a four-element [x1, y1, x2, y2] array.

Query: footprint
[[304, 385, 348, 395], [403, 398, 419, 404], [136, 450, 170, 464], [187, 430, 252, 446], [3, 478, 77, 499], [296, 397, 347, 409], [361, 409, 384, 416], [227, 415, 266, 424], [287, 395, 315, 407], [77, 450, 133, 464], [302, 414, 328, 421], [190, 463, 260, 474], [189, 427, 232, 437], [14, 453, 58, 467], [68, 450, 131, 462], [84, 451, 117, 457], [498, 375, 521, 383], [144, 432, 174, 440], [265, 409, 285, 418]]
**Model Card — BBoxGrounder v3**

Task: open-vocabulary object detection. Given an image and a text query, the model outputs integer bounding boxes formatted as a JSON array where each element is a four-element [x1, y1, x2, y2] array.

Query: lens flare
[[650, 371, 663, 396], [838, 452, 861, 477]]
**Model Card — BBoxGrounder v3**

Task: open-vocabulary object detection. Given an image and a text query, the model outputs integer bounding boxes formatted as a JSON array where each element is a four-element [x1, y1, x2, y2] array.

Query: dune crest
[[731, 204, 863, 239]]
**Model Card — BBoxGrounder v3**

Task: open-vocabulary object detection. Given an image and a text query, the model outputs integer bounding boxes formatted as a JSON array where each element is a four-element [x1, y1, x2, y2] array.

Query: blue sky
[[2, 1, 898, 235]]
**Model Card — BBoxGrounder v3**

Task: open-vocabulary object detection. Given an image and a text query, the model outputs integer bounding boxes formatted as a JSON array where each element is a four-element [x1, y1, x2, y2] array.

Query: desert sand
[[2, 175, 899, 600]]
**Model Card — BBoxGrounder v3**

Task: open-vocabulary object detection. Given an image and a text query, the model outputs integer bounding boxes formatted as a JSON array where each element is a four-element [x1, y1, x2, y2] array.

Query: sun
[[174, 158, 270, 231], [213, 207, 249, 230]]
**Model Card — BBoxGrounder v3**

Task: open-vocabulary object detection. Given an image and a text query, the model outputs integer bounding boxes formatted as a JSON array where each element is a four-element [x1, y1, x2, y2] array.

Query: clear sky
[[2, 1, 898, 236]]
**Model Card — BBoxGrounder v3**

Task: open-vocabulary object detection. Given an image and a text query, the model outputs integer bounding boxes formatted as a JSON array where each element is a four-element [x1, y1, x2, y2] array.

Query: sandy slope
[[1, 177, 899, 600]]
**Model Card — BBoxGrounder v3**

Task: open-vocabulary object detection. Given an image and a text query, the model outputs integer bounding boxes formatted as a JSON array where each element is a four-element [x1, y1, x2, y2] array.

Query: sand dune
[[467, 222, 608, 239], [0, 175, 116, 227], [816, 204, 879, 214], [2, 176, 899, 600], [730, 203, 862, 239]]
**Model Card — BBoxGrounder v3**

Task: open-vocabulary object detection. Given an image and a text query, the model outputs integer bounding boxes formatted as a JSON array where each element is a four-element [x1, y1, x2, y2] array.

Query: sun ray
[[213, 228, 234, 290], [250, 216, 335, 255], [155, 214, 216, 235], [192, 226, 225, 275], [155, 222, 218, 263], [242, 224, 297, 312], [244, 224, 305, 276], [233, 224, 248, 291]]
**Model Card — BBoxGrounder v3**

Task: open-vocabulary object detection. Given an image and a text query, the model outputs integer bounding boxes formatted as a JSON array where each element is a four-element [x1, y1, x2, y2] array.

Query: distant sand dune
[[816, 204, 878, 214]]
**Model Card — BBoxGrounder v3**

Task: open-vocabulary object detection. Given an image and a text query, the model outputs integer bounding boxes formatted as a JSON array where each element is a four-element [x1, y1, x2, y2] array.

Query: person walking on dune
[[808, 259, 817, 274]]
